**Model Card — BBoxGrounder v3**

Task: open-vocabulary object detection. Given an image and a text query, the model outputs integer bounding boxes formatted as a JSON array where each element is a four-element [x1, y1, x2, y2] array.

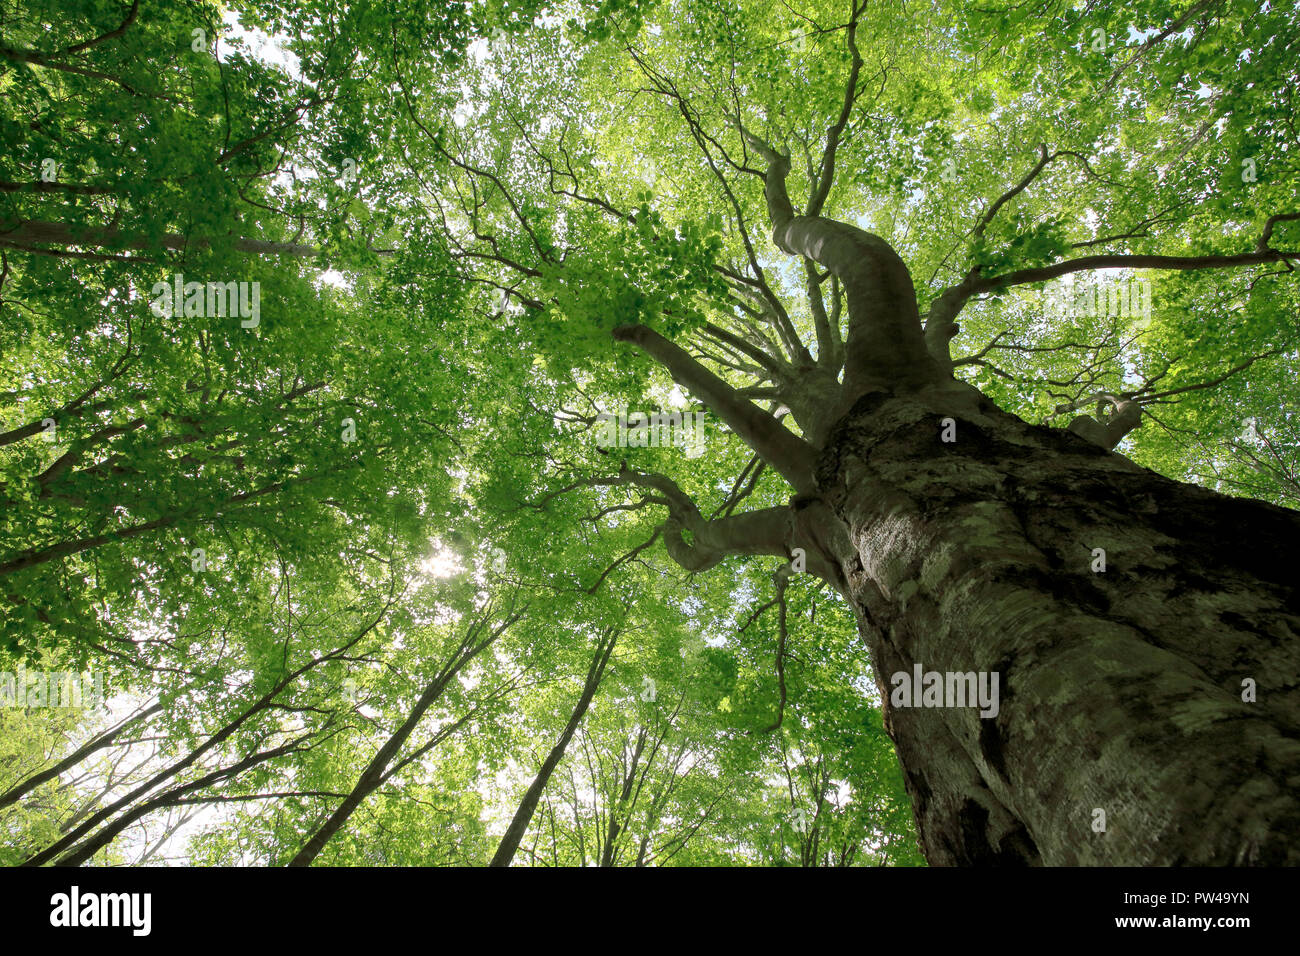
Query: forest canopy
[[0, 0, 1297, 867]]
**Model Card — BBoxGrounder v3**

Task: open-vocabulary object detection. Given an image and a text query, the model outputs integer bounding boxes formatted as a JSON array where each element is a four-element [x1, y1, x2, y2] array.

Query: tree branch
[[611, 324, 817, 492]]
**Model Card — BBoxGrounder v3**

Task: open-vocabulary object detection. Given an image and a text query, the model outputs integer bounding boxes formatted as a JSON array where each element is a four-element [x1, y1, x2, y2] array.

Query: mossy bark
[[817, 384, 1300, 865]]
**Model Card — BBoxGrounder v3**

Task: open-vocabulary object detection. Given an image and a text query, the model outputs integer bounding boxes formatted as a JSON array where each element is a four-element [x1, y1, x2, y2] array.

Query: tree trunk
[[489, 628, 617, 867], [817, 382, 1300, 865], [287, 669, 461, 867], [287, 605, 521, 866], [0, 702, 162, 811]]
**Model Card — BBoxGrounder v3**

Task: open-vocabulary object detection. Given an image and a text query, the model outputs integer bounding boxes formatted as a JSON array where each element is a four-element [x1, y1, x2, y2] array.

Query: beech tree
[[3, 0, 1298, 867], [415, 0, 1300, 865]]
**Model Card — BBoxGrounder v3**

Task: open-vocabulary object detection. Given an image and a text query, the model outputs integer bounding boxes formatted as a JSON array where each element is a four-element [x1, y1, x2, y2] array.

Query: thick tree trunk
[[816, 381, 1300, 865]]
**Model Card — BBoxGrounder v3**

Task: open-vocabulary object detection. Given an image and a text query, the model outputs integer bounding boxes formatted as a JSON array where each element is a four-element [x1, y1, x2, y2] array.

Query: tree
[[490, 622, 619, 867], [411, 0, 1300, 864], [289, 586, 526, 865]]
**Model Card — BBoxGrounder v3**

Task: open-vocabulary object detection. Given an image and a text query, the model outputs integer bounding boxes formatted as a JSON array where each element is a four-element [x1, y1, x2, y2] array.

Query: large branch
[[972, 144, 1051, 239], [612, 464, 843, 583], [611, 324, 817, 492], [973, 247, 1300, 294], [661, 504, 791, 573], [805, 3, 865, 219], [630, 49, 811, 367], [803, 258, 843, 370], [1056, 348, 1283, 450], [538, 461, 839, 583], [0, 8, 171, 103], [1, 219, 321, 259], [699, 320, 785, 376], [928, 213, 1300, 353], [55, 0, 140, 56], [924, 146, 1111, 365], [733, 121, 934, 392], [0, 181, 117, 196]]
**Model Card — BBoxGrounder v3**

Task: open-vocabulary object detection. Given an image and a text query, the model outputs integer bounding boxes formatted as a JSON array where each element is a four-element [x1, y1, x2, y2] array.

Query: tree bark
[[0, 702, 162, 810], [814, 382, 1300, 864], [0, 219, 320, 258]]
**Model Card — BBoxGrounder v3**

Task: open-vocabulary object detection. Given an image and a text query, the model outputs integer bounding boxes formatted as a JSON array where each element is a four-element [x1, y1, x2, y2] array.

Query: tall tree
[[406, 0, 1300, 863], [490, 622, 619, 867]]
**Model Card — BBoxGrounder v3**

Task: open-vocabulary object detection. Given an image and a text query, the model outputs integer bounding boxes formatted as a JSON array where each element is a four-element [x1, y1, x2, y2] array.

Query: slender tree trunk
[[490, 627, 618, 867], [818, 383, 1300, 864], [288, 606, 520, 866], [599, 728, 648, 867], [0, 702, 161, 810], [53, 736, 308, 866], [286, 670, 460, 867]]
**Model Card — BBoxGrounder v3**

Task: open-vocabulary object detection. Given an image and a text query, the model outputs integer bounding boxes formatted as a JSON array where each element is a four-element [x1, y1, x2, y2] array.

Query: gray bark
[[639, 113, 1300, 864], [813, 384, 1300, 864]]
